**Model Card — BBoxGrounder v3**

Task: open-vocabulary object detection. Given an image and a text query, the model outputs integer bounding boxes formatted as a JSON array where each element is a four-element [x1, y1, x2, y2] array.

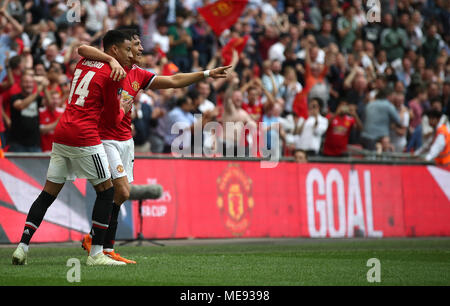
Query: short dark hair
[[9, 55, 22, 70], [430, 98, 443, 106], [427, 109, 442, 120], [102, 30, 131, 52], [188, 89, 200, 101], [176, 8, 188, 19], [309, 97, 323, 109], [176, 96, 189, 107], [376, 87, 394, 100], [120, 29, 139, 40], [337, 98, 349, 107]]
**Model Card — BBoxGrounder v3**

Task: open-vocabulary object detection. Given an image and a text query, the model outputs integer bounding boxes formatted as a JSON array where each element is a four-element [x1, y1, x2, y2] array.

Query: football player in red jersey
[[76, 29, 232, 263], [12, 30, 134, 266]]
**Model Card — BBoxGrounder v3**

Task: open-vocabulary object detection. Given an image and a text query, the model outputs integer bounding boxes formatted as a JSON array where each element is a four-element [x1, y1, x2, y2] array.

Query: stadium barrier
[[0, 154, 449, 243]]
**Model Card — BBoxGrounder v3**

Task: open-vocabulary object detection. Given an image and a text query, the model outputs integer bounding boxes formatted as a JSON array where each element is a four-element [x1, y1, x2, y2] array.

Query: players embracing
[[12, 30, 134, 266], [11, 29, 232, 266]]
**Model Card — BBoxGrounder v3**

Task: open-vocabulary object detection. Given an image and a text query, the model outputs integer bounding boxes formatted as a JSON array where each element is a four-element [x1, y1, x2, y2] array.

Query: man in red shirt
[[1, 55, 24, 139], [76, 29, 232, 263], [323, 99, 362, 156], [12, 30, 134, 266], [242, 86, 264, 123], [39, 90, 64, 152]]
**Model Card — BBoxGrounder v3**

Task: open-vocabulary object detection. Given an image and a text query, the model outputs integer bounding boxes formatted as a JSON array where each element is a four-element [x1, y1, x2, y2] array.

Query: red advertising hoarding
[[132, 160, 450, 240], [0, 157, 449, 243]]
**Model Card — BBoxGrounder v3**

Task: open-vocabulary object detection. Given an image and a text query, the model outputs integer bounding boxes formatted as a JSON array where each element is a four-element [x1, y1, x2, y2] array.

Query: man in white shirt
[[422, 110, 450, 165], [84, 0, 108, 36], [153, 22, 170, 54], [261, 0, 279, 24], [294, 98, 328, 155], [268, 33, 289, 62], [416, 99, 450, 156], [390, 93, 410, 152]]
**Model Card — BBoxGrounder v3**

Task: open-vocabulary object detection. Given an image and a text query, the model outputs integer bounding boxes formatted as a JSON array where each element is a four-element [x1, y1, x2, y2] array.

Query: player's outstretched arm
[[149, 66, 232, 90], [77, 44, 127, 81]]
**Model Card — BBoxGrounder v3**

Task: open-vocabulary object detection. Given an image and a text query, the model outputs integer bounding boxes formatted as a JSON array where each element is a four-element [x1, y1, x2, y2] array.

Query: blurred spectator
[[293, 97, 328, 156], [327, 52, 348, 112], [9, 73, 46, 152], [396, 57, 414, 89], [421, 24, 442, 67], [148, 88, 179, 153], [188, 89, 218, 153], [258, 24, 279, 61], [0, 6, 23, 79], [279, 66, 302, 115], [1, 55, 25, 135], [336, 4, 358, 53], [315, 18, 337, 49], [153, 21, 170, 55], [380, 13, 409, 63], [323, 99, 362, 157], [194, 80, 215, 113], [360, 88, 402, 151], [189, 14, 214, 69], [420, 99, 450, 153], [221, 74, 257, 157], [157, 95, 196, 154], [83, 0, 108, 36], [39, 90, 63, 152], [406, 85, 428, 152], [268, 32, 289, 62], [374, 49, 389, 74], [168, 9, 192, 73], [444, 80, 450, 119], [376, 136, 395, 154], [344, 68, 368, 117], [239, 81, 263, 123], [294, 149, 307, 163], [262, 101, 285, 158], [131, 92, 153, 153], [295, 42, 333, 116], [422, 109, 450, 166], [390, 93, 410, 152], [136, 1, 158, 53], [261, 59, 284, 98], [41, 43, 64, 70]]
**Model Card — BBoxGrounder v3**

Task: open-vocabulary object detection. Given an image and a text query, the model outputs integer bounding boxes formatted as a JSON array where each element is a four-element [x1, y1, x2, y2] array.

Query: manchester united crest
[[211, 0, 233, 17], [217, 164, 254, 236], [131, 81, 140, 92]]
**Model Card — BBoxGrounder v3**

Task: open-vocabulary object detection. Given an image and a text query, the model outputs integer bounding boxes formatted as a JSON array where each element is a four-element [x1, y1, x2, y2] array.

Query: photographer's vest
[[434, 124, 450, 166]]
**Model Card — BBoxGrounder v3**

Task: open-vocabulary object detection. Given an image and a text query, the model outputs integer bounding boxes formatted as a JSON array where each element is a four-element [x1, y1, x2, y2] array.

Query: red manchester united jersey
[[98, 64, 156, 141], [54, 59, 125, 147], [323, 114, 356, 156], [39, 106, 64, 152]]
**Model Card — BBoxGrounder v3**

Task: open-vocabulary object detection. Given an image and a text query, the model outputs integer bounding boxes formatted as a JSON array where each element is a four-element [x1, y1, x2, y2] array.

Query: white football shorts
[[47, 143, 111, 186], [101, 138, 134, 183]]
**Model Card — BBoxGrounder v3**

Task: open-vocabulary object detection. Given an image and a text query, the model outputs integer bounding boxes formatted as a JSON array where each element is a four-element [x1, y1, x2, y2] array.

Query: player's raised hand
[[209, 65, 233, 79], [109, 58, 127, 82]]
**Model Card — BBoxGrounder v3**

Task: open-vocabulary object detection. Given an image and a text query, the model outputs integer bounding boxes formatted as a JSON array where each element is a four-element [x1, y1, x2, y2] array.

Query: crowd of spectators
[[0, 0, 449, 162]]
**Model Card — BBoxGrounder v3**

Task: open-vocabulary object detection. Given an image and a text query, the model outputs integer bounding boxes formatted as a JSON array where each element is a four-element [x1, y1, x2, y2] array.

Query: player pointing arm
[[76, 30, 231, 264], [12, 30, 134, 266]]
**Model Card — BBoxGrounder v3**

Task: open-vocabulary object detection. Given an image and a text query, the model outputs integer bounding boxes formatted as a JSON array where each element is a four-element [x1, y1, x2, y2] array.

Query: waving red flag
[[221, 35, 250, 65], [198, 0, 249, 36]]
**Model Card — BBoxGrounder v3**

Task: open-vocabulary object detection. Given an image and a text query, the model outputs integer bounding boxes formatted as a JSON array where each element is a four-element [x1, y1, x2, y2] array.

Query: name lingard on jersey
[[82, 59, 105, 69]]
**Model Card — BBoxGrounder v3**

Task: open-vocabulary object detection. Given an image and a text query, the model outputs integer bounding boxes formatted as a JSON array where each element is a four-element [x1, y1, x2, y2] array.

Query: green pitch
[[1, 238, 450, 286]]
